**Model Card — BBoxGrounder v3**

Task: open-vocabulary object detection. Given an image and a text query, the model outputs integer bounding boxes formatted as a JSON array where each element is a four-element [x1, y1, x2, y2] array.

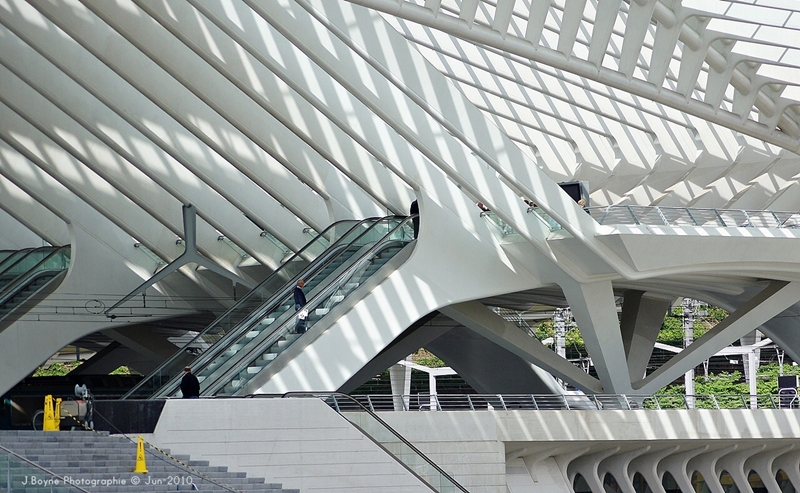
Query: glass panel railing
[[587, 205, 800, 229], [0, 445, 90, 493], [185, 221, 404, 395], [150, 218, 403, 399], [0, 249, 35, 288], [205, 219, 412, 396], [0, 247, 59, 279], [0, 246, 70, 300], [304, 393, 468, 493], [124, 219, 367, 399], [526, 205, 564, 231], [481, 211, 517, 237], [481, 207, 565, 237], [0, 250, 15, 264]]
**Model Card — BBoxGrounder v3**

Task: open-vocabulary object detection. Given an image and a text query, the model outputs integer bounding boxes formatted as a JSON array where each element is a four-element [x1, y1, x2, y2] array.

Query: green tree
[[755, 363, 800, 395]]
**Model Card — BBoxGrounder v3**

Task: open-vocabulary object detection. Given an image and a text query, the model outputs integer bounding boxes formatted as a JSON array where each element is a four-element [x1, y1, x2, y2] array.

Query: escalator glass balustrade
[[201, 218, 413, 396], [0, 246, 70, 322], [183, 216, 411, 395], [128, 216, 411, 399], [123, 219, 365, 399]]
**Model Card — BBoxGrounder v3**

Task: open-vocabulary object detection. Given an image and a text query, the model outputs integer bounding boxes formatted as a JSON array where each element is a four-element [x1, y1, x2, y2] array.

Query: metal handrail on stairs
[[272, 392, 470, 493]]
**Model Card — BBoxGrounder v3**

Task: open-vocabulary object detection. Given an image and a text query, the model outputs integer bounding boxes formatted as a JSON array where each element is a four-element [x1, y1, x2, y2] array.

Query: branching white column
[[629, 445, 680, 493], [772, 449, 800, 492], [717, 445, 767, 493], [561, 279, 632, 393], [620, 290, 671, 380], [744, 445, 795, 493], [687, 445, 739, 493], [599, 446, 651, 493], [567, 447, 621, 493], [441, 301, 603, 393], [637, 281, 800, 394], [657, 446, 709, 493]]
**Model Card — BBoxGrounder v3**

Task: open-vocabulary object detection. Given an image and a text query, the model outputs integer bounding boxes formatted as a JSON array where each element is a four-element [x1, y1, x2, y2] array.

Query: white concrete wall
[[143, 399, 800, 493], [346, 410, 506, 493], [146, 399, 432, 493], [375, 408, 800, 493]]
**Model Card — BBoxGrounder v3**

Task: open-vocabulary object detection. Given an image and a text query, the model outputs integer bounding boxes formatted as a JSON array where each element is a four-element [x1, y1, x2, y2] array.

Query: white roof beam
[[587, 0, 622, 68], [0, 60, 254, 273], [556, 0, 586, 58], [347, 0, 800, 151], [0, 176, 68, 246], [21, 0, 318, 255]]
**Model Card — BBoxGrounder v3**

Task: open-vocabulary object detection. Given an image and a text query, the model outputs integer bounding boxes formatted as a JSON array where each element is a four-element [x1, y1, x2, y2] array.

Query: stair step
[[0, 430, 294, 492]]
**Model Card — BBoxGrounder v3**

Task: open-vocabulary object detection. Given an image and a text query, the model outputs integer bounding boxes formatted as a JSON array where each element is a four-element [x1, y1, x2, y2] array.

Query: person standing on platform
[[180, 366, 200, 399], [410, 199, 419, 239]]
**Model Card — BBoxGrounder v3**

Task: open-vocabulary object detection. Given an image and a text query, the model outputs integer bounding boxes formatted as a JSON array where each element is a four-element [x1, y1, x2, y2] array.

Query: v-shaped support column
[[440, 300, 603, 393], [561, 279, 633, 394], [620, 290, 671, 381], [636, 281, 800, 394], [106, 204, 254, 317]]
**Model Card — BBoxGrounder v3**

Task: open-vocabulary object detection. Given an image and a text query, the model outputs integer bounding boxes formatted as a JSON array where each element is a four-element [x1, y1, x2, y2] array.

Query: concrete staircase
[[0, 430, 298, 492]]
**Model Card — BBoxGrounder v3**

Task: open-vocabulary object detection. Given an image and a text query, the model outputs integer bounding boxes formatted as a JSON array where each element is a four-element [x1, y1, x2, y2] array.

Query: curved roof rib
[[346, 0, 800, 152]]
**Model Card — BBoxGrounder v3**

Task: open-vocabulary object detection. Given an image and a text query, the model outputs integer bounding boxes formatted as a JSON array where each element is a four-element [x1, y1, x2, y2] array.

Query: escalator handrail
[[202, 217, 414, 397], [0, 246, 59, 277], [0, 246, 70, 303], [0, 268, 63, 311], [123, 218, 366, 399], [0, 247, 38, 278], [154, 216, 409, 399], [276, 392, 469, 493]]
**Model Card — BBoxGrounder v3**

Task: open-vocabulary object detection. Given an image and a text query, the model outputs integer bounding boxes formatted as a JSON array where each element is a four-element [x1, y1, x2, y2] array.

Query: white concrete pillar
[[389, 355, 412, 411], [561, 279, 632, 393]]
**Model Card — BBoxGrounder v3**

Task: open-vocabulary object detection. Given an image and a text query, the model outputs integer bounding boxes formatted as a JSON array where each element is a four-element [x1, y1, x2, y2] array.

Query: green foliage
[[413, 349, 446, 368], [755, 363, 800, 395], [33, 362, 134, 376], [650, 364, 800, 409], [656, 304, 723, 346], [534, 320, 554, 340], [33, 362, 82, 377], [534, 320, 586, 350], [657, 315, 684, 345], [707, 306, 727, 322], [531, 302, 727, 352]]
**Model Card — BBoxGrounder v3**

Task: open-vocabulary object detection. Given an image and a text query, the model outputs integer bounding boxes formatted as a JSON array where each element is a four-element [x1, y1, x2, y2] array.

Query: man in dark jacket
[[409, 199, 419, 238], [180, 366, 200, 399], [294, 279, 307, 334]]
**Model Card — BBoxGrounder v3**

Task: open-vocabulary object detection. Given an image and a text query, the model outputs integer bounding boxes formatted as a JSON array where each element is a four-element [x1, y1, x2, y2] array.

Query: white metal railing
[[482, 205, 800, 235], [586, 206, 800, 229], [333, 393, 800, 412]]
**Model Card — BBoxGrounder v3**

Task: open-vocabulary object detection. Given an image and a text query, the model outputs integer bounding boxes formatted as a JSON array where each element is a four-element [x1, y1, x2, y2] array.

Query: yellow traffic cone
[[133, 435, 148, 474]]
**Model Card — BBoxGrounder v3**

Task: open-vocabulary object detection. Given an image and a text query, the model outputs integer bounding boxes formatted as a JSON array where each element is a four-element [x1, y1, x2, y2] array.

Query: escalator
[[205, 232, 409, 396], [0, 246, 70, 324], [125, 216, 414, 399]]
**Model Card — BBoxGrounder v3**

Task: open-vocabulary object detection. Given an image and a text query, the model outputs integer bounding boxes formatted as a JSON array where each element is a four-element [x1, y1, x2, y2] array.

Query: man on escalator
[[294, 279, 308, 334], [180, 367, 200, 399]]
